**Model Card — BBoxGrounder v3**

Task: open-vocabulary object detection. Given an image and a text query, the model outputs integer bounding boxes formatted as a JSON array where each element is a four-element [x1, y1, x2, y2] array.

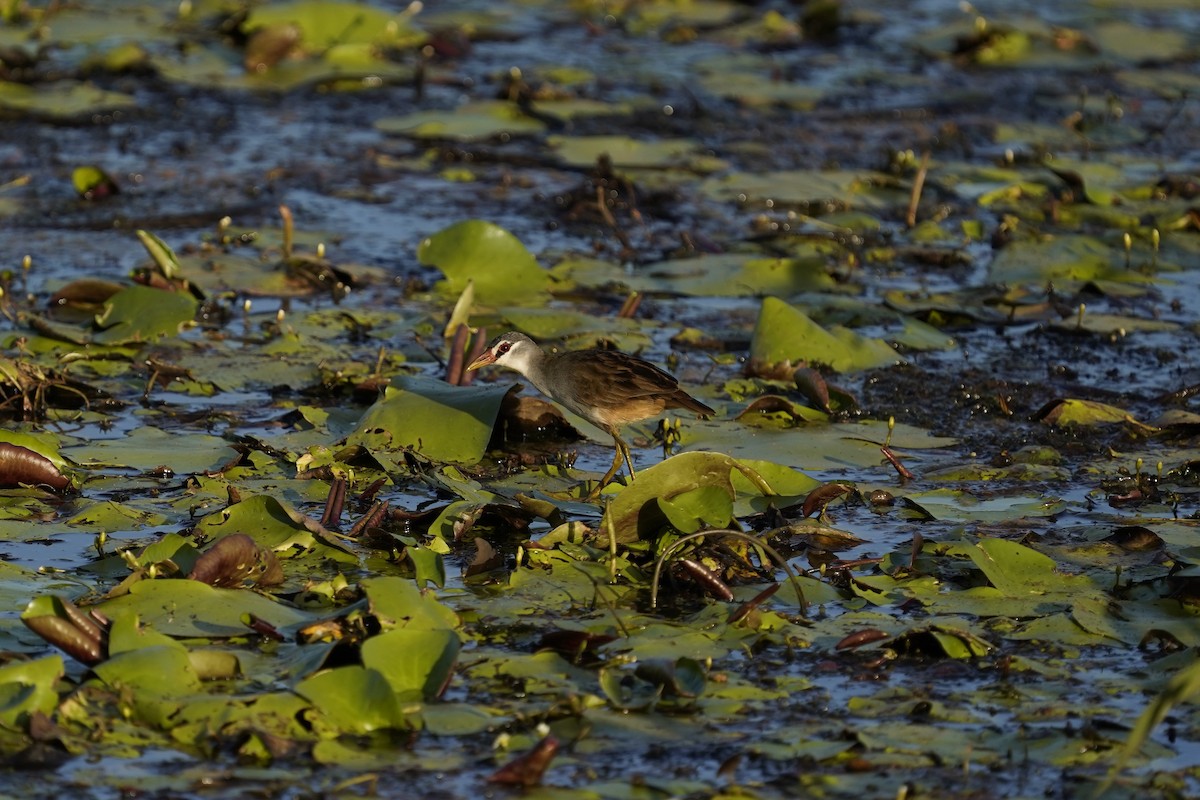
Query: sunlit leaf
[[349, 375, 514, 464], [0, 655, 63, 727], [656, 486, 734, 533], [93, 285, 198, 344], [0, 81, 136, 119], [417, 220, 551, 306], [547, 135, 709, 170], [750, 297, 902, 373], [192, 494, 357, 564], [965, 537, 1098, 597], [71, 165, 119, 200], [361, 628, 461, 701], [377, 100, 546, 141], [602, 452, 749, 543], [95, 577, 313, 638], [1036, 397, 1133, 426], [63, 426, 237, 475], [701, 168, 906, 211], [361, 576, 460, 632], [242, 1, 426, 50], [295, 665, 411, 734]]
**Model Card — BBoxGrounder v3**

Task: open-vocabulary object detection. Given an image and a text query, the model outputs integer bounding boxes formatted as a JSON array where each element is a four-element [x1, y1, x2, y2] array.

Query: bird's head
[[466, 331, 540, 376]]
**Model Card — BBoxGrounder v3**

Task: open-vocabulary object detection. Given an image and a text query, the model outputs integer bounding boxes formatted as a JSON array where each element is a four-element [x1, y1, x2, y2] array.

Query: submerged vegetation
[[1, 0, 1199, 797]]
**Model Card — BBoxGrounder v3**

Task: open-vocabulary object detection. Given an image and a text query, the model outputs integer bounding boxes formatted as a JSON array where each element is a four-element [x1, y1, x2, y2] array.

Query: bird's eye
[[498, 342, 511, 355]]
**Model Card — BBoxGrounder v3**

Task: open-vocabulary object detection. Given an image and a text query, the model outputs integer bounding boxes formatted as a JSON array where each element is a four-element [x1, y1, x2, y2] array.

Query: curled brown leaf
[[488, 735, 559, 787], [0, 443, 70, 492]]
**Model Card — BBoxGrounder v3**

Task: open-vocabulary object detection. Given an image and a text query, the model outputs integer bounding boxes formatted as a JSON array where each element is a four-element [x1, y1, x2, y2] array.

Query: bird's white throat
[[493, 340, 545, 385]]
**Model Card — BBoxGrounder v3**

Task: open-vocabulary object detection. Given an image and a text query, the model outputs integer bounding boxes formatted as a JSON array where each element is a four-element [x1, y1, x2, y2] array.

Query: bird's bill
[[466, 351, 496, 371]]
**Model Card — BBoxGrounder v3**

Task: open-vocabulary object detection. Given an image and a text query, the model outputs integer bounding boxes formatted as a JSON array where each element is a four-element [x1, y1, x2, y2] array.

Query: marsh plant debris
[[1, 0, 1200, 798]]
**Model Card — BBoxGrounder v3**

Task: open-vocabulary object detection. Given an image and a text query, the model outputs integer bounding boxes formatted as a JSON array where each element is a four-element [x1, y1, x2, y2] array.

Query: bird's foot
[[582, 475, 632, 502]]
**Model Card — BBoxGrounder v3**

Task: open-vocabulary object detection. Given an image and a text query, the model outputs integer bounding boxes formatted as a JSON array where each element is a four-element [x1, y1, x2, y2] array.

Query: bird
[[466, 331, 714, 498]]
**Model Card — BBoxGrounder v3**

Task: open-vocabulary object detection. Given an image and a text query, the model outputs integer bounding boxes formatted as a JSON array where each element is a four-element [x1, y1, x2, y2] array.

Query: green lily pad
[[1093, 21, 1188, 63], [192, 494, 358, 564], [376, 100, 545, 141], [988, 235, 1151, 285], [547, 135, 713, 170], [348, 374, 514, 464], [657, 485, 735, 534], [64, 426, 238, 475], [96, 577, 314, 638], [557, 250, 839, 297], [295, 665, 411, 734], [67, 499, 169, 530], [694, 53, 823, 108], [750, 297, 902, 372], [361, 628, 460, 701], [242, 1, 426, 50], [602, 452, 768, 543], [965, 537, 1098, 597], [0, 80, 136, 120], [93, 285, 198, 344], [417, 220, 551, 306], [361, 576, 461, 632], [1038, 398, 1132, 426], [701, 169, 906, 212], [0, 654, 63, 727]]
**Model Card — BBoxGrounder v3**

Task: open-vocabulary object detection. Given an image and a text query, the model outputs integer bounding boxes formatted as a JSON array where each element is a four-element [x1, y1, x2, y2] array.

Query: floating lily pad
[[557, 250, 840, 297], [693, 53, 824, 109], [701, 169, 906, 212], [348, 374, 514, 464], [750, 297, 902, 372], [602, 452, 769, 543], [0, 80, 136, 120], [0, 654, 63, 726], [417, 220, 551, 305], [295, 665, 411, 734], [377, 100, 545, 141], [1093, 21, 1188, 63], [152, 42, 414, 91], [93, 285, 198, 344], [242, 1, 426, 50], [64, 426, 237, 475], [361, 628, 460, 701], [1037, 398, 1133, 426], [988, 235, 1150, 285], [95, 577, 314, 638], [547, 135, 714, 170]]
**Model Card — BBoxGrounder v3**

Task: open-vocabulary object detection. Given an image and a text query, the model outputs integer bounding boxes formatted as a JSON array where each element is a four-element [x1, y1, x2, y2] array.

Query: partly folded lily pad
[[377, 100, 545, 141], [94, 577, 314, 638], [417, 220, 551, 306], [0, 654, 63, 727], [93, 285, 198, 344], [348, 374, 515, 464], [192, 494, 358, 565], [700, 169, 907, 212], [750, 297, 902, 373], [1036, 398, 1133, 426], [295, 665, 411, 734], [547, 135, 713, 170], [242, 1, 426, 50], [0, 80, 137, 120], [361, 628, 461, 701], [602, 452, 774, 543]]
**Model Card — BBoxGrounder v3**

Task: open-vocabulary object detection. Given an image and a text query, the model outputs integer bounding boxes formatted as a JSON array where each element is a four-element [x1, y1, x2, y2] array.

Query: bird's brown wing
[[596, 351, 715, 417], [556, 349, 714, 424]]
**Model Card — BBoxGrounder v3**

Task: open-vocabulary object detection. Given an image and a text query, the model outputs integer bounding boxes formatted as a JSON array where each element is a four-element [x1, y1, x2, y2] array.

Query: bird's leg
[[616, 434, 637, 481], [585, 434, 634, 501]]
